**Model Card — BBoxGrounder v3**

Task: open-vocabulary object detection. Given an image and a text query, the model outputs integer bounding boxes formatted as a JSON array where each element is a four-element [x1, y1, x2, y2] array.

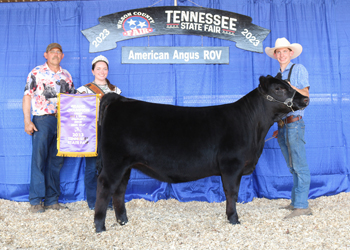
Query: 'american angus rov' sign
[[81, 6, 270, 53]]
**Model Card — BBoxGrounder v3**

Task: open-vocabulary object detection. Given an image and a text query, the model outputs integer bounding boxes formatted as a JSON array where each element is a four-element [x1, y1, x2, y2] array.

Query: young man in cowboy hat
[[265, 37, 311, 219]]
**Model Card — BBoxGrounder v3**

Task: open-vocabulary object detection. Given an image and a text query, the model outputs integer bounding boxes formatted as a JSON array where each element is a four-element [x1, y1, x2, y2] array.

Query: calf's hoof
[[117, 216, 128, 226], [95, 221, 106, 233], [229, 220, 241, 225], [95, 225, 106, 233], [228, 215, 240, 225]]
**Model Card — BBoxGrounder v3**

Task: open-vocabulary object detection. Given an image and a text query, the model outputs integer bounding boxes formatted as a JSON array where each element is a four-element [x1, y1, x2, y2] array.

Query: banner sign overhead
[[82, 6, 270, 53], [122, 47, 229, 64]]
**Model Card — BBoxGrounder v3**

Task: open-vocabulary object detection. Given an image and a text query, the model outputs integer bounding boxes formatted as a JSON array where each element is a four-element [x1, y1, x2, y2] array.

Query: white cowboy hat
[[265, 37, 303, 60]]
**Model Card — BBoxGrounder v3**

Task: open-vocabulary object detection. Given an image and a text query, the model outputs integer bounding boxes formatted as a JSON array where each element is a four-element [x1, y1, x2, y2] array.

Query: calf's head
[[258, 75, 309, 121]]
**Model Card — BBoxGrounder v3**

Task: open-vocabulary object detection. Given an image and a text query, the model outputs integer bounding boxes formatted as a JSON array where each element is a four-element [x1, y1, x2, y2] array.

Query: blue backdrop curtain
[[0, 0, 349, 204]]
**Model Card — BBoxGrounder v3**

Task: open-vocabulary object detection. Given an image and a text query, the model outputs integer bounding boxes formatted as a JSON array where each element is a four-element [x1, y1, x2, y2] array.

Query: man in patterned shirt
[[22, 43, 75, 213]]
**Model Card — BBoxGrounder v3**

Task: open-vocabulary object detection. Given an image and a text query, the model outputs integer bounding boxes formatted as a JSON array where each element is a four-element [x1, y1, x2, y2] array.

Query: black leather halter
[[258, 85, 297, 112]]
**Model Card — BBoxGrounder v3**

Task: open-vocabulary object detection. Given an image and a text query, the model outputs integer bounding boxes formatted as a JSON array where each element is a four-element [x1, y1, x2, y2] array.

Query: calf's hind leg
[[94, 173, 113, 232], [112, 169, 131, 225]]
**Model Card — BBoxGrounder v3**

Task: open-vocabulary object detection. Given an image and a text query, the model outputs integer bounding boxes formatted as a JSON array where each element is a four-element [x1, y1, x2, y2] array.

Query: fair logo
[[122, 15, 154, 37]]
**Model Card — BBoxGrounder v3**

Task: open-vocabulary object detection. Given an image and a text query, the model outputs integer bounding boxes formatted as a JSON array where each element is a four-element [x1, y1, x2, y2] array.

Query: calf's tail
[[99, 93, 121, 126], [97, 93, 121, 175]]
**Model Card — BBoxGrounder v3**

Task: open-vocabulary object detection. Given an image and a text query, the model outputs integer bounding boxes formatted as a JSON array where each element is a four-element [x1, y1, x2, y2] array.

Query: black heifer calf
[[94, 75, 309, 232]]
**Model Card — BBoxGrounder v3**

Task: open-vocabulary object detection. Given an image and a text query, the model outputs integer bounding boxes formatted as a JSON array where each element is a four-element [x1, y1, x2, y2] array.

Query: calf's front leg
[[221, 174, 242, 224]]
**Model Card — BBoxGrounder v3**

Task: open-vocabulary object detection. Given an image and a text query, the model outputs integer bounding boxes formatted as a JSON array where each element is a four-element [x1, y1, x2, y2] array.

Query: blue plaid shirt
[[278, 62, 309, 118]]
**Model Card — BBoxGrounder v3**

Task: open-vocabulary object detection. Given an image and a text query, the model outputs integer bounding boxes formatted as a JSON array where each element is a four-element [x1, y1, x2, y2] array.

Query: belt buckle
[[278, 119, 285, 128]]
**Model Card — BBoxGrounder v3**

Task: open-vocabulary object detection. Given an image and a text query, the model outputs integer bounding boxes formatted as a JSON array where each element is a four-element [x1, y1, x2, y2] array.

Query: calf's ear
[[259, 75, 272, 92]]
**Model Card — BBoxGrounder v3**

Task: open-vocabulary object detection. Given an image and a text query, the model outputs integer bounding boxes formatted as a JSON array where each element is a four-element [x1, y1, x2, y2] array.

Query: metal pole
[[174, 0, 177, 6]]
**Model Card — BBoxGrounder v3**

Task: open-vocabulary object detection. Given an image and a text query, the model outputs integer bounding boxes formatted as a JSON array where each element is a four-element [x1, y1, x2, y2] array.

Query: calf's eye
[[275, 88, 286, 95]]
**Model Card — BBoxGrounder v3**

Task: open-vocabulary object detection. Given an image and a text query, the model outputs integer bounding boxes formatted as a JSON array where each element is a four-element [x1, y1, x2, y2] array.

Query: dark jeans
[[29, 115, 64, 206], [85, 157, 98, 209], [84, 157, 112, 209], [278, 118, 310, 209]]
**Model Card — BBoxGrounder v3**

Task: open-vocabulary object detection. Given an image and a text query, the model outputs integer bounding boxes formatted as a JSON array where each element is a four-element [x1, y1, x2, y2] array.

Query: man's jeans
[[85, 157, 98, 209], [278, 118, 310, 209], [29, 115, 64, 206]]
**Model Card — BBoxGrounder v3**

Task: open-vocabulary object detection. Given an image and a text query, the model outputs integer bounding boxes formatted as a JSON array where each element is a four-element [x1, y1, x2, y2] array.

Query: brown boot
[[44, 203, 68, 211], [279, 204, 294, 210], [30, 204, 45, 213], [284, 208, 312, 219]]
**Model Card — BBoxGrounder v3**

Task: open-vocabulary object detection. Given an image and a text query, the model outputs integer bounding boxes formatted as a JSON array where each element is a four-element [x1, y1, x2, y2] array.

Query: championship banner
[[57, 94, 100, 157], [81, 6, 270, 53]]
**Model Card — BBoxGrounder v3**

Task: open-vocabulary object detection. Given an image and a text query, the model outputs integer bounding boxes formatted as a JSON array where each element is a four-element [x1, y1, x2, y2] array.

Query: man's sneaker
[[279, 204, 294, 210], [44, 203, 68, 211], [30, 204, 45, 213], [284, 208, 312, 219]]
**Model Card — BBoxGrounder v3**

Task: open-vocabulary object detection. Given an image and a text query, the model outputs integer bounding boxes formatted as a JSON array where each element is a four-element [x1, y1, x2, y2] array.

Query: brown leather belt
[[278, 115, 302, 128], [46, 113, 56, 117]]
